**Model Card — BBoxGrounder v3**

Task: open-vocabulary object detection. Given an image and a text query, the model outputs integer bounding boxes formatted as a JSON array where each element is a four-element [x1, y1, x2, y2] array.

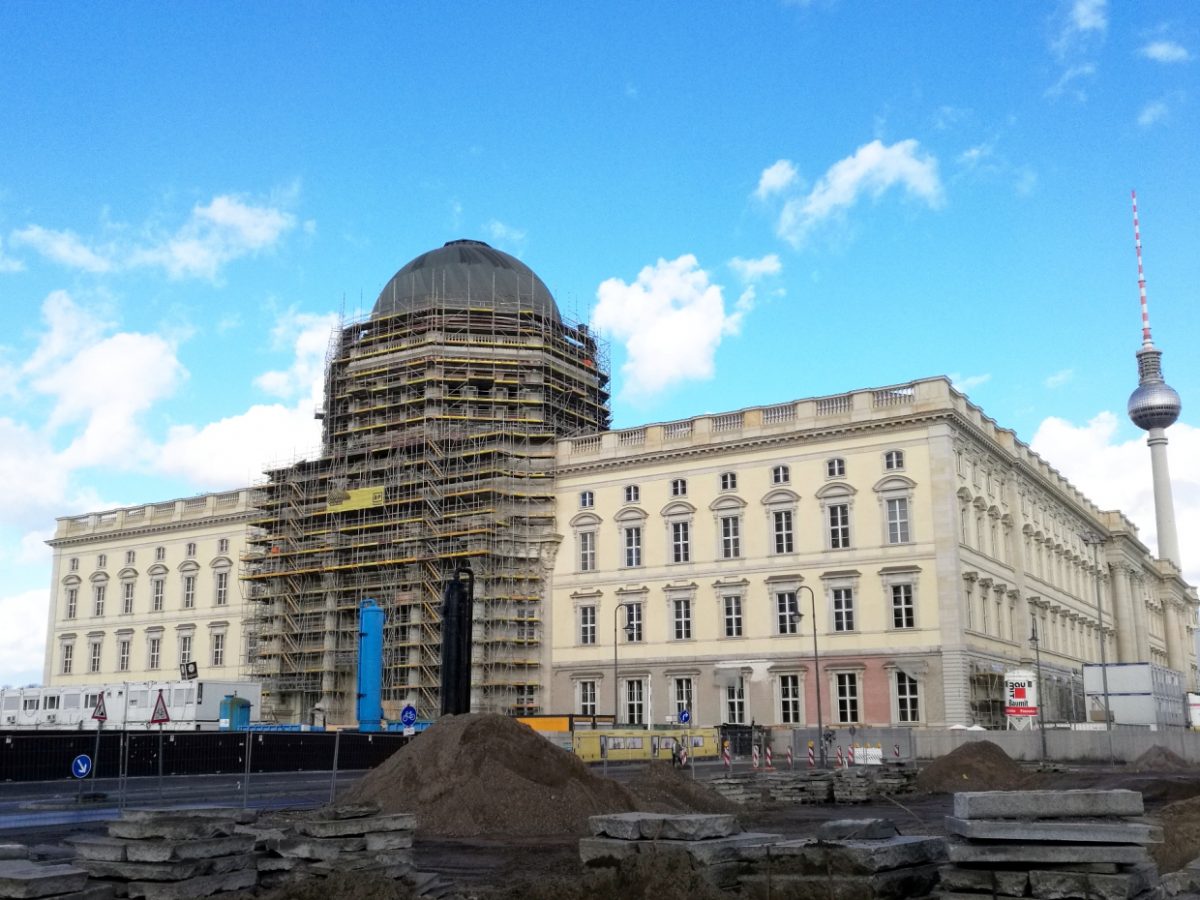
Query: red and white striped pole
[[848, 744, 856, 766], [835, 746, 844, 768], [893, 743, 901, 761], [765, 745, 773, 770], [751, 745, 760, 770], [723, 741, 731, 771], [786, 746, 794, 770], [680, 745, 689, 767], [807, 741, 815, 768]]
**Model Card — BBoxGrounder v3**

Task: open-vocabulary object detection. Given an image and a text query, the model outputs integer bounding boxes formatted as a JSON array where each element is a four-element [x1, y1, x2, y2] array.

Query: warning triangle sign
[[92, 694, 108, 722], [150, 689, 171, 725]]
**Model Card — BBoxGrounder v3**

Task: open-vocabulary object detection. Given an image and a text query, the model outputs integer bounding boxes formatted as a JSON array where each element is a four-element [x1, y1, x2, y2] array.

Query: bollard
[[836, 745, 844, 768], [786, 746, 794, 770], [722, 741, 731, 771], [752, 745, 760, 770], [807, 740, 815, 768], [765, 745, 773, 770]]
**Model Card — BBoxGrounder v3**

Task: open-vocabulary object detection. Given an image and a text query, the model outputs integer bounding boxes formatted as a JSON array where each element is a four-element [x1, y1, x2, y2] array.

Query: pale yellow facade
[[44, 490, 258, 687], [548, 378, 1197, 729]]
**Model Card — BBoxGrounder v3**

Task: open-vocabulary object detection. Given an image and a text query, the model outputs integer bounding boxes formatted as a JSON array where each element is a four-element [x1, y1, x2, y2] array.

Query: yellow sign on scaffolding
[[327, 486, 384, 512]]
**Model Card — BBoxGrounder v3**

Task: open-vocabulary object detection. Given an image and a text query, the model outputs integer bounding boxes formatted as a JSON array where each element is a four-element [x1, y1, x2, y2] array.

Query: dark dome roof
[[372, 239, 559, 321]]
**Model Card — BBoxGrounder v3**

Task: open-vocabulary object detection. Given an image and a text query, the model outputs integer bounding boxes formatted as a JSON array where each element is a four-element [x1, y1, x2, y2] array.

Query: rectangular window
[[725, 677, 746, 724], [672, 598, 692, 640], [148, 637, 161, 669], [780, 674, 801, 724], [885, 450, 904, 470], [118, 639, 130, 672], [93, 584, 106, 617], [186, 542, 196, 557], [828, 503, 850, 549], [836, 672, 860, 723], [61, 644, 74, 674], [211, 633, 225, 667], [776, 591, 799, 634], [578, 680, 596, 716], [152, 579, 164, 611], [720, 516, 741, 559], [625, 679, 645, 725], [97, 554, 107, 568], [623, 526, 643, 567], [179, 634, 193, 666], [772, 465, 790, 484], [70, 557, 79, 572], [125, 550, 136, 565], [183, 575, 196, 609], [579, 605, 596, 645], [218, 538, 229, 554], [625, 603, 643, 642], [887, 498, 911, 544], [579, 531, 596, 572], [671, 521, 691, 563], [896, 672, 920, 723], [673, 677, 693, 717], [66, 588, 77, 619], [215, 571, 229, 606], [155, 546, 166, 562], [89, 641, 101, 673], [670, 478, 687, 497], [826, 458, 845, 478], [773, 510, 794, 554], [122, 582, 134, 615], [723, 595, 743, 637], [833, 587, 855, 632], [720, 472, 737, 491], [624, 485, 640, 503], [891, 583, 915, 628], [579, 490, 594, 509]]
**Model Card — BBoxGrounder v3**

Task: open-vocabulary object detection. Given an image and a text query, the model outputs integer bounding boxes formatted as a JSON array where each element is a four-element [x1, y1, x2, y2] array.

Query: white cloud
[[11, 225, 114, 273], [1045, 63, 1097, 100], [1045, 368, 1075, 388], [254, 310, 338, 401], [0, 588, 49, 687], [0, 237, 25, 272], [957, 143, 994, 168], [775, 139, 943, 248], [593, 255, 743, 398], [1031, 413, 1200, 585], [1140, 40, 1190, 63], [21, 290, 112, 376], [1069, 0, 1107, 34], [729, 254, 782, 283], [1051, 0, 1107, 59], [951, 373, 991, 393], [754, 159, 799, 200], [1015, 167, 1039, 197], [483, 219, 527, 253], [1138, 101, 1169, 127]]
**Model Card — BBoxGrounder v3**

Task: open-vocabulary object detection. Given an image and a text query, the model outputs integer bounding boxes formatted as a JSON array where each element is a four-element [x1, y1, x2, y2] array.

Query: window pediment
[[209, 555, 234, 570], [570, 512, 602, 528], [89, 572, 109, 584], [62, 574, 81, 587], [660, 500, 696, 518], [118, 567, 138, 580], [178, 560, 201, 574], [762, 488, 800, 506], [148, 563, 169, 576], [874, 475, 917, 494], [709, 495, 747, 512], [815, 482, 856, 499], [614, 506, 648, 523]]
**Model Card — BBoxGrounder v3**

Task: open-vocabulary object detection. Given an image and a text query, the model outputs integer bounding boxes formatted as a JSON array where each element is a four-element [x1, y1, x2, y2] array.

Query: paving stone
[[365, 831, 414, 851], [1029, 866, 1153, 900], [233, 823, 286, 847], [815, 819, 899, 841], [124, 835, 255, 863], [57, 885, 116, 900], [938, 864, 1029, 895], [947, 840, 1152, 866], [267, 835, 366, 860], [953, 789, 1145, 820], [108, 818, 233, 841], [119, 808, 256, 824], [0, 848, 27, 862], [76, 858, 207, 882], [125, 866, 256, 900], [945, 816, 1162, 844], [255, 857, 303, 872], [64, 836, 130, 862], [746, 836, 946, 875], [938, 893, 1026, 900], [0, 860, 89, 899], [738, 863, 940, 900], [318, 802, 381, 820], [588, 812, 739, 841], [579, 833, 782, 866], [296, 812, 416, 838]]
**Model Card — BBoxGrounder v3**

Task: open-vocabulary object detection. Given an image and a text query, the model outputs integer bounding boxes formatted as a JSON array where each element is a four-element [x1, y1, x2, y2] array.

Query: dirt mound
[[624, 763, 742, 816], [1131, 745, 1190, 772], [343, 714, 641, 836], [1152, 795, 1200, 873], [915, 740, 1026, 794]]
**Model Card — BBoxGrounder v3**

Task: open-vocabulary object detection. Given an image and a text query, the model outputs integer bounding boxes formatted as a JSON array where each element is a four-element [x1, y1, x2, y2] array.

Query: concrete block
[[120, 808, 256, 824], [947, 839, 1151, 866], [296, 812, 416, 838], [57, 886, 117, 900], [64, 836, 130, 862], [233, 823, 286, 847], [255, 857, 303, 872], [938, 864, 1029, 895], [953, 789, 1145, 820], [125, 866, 256, 900], [815, 819, 899, 841], [108, 818, 232, 841], [0, 860, 89, 899], [0, 848, 27, 862], [76, 858, 207, 882], [580, 833, 781, 866], [318, 802, 381, 819], [944, 816, 1162, 844], [588, 812, 739, 841], [937, 894, 1025, 900], [125, 835, 255, 863], [1029, 866, 1152, 900], [364, 832, 414, 851], [747, 836, 946, 875], [266, 835, 366, 860], [738, 864, 939, 900]]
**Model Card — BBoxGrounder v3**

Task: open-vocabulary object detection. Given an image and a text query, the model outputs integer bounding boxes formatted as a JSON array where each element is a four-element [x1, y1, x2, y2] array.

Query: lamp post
[[613, 602, 636, 725], [793, 584, 825, 768], [1081, 532, 1116, 767], [1029, 618, 1049, 763]]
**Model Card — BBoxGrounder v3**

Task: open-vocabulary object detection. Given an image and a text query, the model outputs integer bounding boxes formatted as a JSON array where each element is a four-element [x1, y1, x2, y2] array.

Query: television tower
[[1126, 190, 1182, 567]]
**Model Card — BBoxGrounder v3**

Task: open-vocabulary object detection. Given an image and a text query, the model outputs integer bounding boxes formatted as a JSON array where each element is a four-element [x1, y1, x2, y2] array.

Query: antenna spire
[[1131, 189, 1153, 347]]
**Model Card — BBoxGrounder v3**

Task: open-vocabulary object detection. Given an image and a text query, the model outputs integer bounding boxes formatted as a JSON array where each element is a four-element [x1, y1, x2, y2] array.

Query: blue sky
[[2, 2, 1198, 685]]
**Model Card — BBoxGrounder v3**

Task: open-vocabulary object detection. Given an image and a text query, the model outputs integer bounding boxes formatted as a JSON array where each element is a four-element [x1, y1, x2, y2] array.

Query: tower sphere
[[1128, 381, 1181, 431], [372, 239, 560, 321]]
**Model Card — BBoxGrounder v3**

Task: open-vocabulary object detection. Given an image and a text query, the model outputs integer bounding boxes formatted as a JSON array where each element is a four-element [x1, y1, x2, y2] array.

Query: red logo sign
[[150, 690, 171, 725], [92, 695, 108, 722]]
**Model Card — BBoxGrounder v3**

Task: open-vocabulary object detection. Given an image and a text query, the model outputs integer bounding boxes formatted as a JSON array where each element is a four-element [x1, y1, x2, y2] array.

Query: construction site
[[241, 240, 611, 725]]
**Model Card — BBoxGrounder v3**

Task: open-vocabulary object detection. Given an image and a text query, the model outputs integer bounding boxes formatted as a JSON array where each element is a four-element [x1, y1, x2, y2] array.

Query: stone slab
[[267, 835, 366, 860], [120, 808, 256, 824], [365, 831, 414, 851], [953, 789, 1145, 820], [737, 863, 939, 900], [0, 860, 89, 899], [588, 812, 739, 841], [76, 858, 207, 882], [295, 812, 416, 838], [125, 834, 255, 863], [938, 894, 1024, 900], [938, 864, 1029, 895], [108, 818, 232, 841], [125, 866, 256, 900], [945, 816, 1161, 844], [745, 835, 946, 875], [815, 819, 899, 841], [318, 802, 381, 820], [56, 886, 116, 900], [64, 836, 130, 862], [1029, 866, 1153, 900], [0, 848, 27, 862], [947, 840, 1151, 866], [580, 833, 782, 866]]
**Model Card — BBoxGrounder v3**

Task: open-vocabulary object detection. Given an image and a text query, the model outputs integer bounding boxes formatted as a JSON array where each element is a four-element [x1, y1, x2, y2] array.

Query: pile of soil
[[1151, 795, 1200, 873], [343, 714, 642, 837], [915, 740, 1026, 794], [1131, 745, 1190, 772], [624, 763, 742, 816]]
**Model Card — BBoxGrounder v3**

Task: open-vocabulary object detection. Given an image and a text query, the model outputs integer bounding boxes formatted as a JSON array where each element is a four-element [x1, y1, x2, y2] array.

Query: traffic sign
[[150, 689, 171, 725], [678, 709, 690, 725], [92, 694, 108, 722], [399, 705, 417, 727], [71, 755, 92, 778]]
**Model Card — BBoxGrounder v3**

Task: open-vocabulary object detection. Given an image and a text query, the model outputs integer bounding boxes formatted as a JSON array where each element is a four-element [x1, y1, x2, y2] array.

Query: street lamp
[[793, 584, 825, 768], [613, 602, 636, 725], [1029, 618, 1049, 763], [1081, 531, 1116, 767]]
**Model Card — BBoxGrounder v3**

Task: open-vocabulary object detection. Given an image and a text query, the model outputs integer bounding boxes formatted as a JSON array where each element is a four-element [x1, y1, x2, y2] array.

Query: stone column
[[1110, 563, 1137, 663]]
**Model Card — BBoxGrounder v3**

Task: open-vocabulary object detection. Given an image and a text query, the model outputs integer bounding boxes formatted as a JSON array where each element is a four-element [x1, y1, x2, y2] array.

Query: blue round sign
[[678, 709, 691, 725], [71, 754, 93, 779], [399, 705, 417, 727]]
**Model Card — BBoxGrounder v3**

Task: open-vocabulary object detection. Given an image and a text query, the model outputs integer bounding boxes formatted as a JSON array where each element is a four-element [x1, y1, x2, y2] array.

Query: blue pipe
[[357, 599, 385, 732]]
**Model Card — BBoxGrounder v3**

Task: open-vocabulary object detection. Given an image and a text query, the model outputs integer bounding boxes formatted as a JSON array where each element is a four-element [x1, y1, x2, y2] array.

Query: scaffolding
[[243, 296, 610, 724]]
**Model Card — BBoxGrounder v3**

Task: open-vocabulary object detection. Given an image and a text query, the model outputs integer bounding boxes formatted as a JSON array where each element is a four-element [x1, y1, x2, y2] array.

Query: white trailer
[[0, 680, 262, 730], [1082, 662, 1185, 729]]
